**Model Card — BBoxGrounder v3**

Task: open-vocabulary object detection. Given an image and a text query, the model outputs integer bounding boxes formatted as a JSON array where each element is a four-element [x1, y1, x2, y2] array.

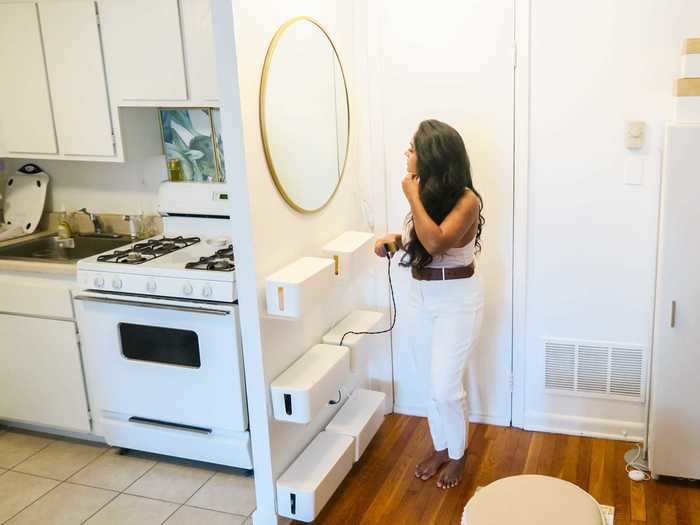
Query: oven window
[[119, 323, 201, 368]]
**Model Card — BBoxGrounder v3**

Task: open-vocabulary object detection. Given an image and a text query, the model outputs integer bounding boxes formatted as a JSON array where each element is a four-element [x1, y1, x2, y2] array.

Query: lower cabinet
[[0, 313, 91, 433]]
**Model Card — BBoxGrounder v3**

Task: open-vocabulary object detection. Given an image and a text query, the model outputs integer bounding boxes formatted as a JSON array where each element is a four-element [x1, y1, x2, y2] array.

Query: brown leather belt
[[411, 263, 475, 281]]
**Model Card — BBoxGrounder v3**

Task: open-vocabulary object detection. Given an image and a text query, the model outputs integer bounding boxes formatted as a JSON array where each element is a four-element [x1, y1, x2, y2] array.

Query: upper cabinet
[[0, 3, 58, 155], [99, 0, 219, 106]]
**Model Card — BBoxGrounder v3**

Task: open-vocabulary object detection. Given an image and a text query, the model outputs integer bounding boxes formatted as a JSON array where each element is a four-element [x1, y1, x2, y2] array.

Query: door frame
[[511, 0, 531, 427]]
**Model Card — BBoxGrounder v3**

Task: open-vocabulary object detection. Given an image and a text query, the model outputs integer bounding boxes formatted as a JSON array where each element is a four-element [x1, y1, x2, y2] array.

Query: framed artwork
[[159, 108, 225, 183]]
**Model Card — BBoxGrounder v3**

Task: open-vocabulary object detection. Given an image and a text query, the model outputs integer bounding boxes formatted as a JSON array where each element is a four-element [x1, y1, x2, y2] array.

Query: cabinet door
[[99, 0, 188, 102], [0, 315, 91, 433], [0, 3, 57, 154], [39, 1, 115, 157], [181, 0, 218, 102]]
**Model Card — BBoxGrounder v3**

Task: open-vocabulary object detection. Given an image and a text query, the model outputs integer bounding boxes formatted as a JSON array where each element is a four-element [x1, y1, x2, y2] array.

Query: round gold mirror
[[259, 17, 350, 213]]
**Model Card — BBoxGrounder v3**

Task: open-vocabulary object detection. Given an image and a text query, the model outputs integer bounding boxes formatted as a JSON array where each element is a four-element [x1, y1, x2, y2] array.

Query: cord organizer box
[[265, 256, 334, 318], [321, 230, 374, 280], [323, 309, 385, 370], [276, 430, 354, 522], [325, 388, 386, 462], [270, 344, 351, 424]]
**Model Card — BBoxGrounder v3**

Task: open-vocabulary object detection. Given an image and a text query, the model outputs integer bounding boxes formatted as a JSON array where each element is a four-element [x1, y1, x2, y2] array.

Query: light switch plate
[[624, 156, 644, 186]]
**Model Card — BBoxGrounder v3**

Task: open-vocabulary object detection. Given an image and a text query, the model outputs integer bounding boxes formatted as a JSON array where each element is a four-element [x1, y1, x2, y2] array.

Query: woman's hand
[[402, 172, 420, 203], [374, 234, 400, 258]]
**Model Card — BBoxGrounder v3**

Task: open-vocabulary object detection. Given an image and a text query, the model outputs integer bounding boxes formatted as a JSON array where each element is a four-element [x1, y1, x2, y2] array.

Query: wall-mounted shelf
[[322, 310, 385, 369], [265, 257, 334, 318], [321, 231, 374, 280], [270, 344, 350, 424], [276, 431, 354, 522], [326, 389, 386, 462]]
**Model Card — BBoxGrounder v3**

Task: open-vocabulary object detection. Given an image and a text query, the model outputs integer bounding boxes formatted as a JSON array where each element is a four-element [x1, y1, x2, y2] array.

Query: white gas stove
[[74, 182, 251, 469], [77, 183, 237, 303]]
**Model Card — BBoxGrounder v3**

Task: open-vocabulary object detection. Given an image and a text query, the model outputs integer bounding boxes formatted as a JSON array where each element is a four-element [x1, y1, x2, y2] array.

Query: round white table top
[[462, 475, 605, 525]]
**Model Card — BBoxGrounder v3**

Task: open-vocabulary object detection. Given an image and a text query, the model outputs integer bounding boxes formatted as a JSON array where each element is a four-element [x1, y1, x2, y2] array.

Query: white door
[[39, 1, 115, 157], [0, 3, 57, 155], [99, 0, 188, 102], [377, 0, 514, 424]]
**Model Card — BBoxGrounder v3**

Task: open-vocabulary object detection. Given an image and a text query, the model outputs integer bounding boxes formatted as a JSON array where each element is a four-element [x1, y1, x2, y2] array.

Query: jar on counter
[[168, 159, 184, 182]]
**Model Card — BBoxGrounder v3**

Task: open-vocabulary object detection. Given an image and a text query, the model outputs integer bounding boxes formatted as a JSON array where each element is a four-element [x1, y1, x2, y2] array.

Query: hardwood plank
[[304, 416, 700, 525]]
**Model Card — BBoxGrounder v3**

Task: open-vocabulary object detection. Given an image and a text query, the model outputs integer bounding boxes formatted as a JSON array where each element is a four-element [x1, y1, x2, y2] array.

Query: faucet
[[78, 208, 104, 235]]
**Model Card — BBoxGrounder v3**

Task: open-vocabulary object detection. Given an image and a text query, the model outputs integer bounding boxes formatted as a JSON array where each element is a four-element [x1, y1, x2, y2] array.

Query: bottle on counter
[[168, 159, 184, 182]]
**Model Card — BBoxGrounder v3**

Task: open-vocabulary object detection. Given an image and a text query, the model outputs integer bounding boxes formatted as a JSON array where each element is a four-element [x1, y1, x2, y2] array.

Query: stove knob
[[112, 278, 123, 290], [94, 276, 105, 288], [202, 285, 213, 298], [183, 283, 193, 295], [146, 280, 157, 293]]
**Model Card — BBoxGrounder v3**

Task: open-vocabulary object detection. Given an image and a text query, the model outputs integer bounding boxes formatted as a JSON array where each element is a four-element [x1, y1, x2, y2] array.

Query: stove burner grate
[[97, 236, 201, 264], [185, 244, 235, 272]]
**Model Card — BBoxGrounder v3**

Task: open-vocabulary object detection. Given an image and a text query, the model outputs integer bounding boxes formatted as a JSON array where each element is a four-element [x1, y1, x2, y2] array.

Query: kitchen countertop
[[0, 229, 77, 276]]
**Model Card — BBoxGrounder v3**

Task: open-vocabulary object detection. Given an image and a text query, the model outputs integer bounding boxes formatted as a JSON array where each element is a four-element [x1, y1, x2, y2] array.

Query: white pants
[[409, 273, 484, 460]]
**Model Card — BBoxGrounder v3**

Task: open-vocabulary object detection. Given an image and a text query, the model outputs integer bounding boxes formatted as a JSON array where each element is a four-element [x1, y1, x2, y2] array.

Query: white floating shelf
[[323, 309, 385, 369], [321, 231, 374, 280], [277, 431, 354, 522], [270, 344, 350, 424], [266, 257, 334, 318], [326, 389, 386, 462]]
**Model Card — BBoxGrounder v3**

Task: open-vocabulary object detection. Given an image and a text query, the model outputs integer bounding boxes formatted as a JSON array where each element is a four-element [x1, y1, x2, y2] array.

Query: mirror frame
[[259, 16, 351, 214]]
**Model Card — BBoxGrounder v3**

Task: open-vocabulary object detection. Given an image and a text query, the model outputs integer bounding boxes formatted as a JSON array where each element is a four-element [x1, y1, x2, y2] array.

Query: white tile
[[69, 448, 156, 491], [7, 482, 117, 525], [0, 431, 54, 469], [0, 471, 59, 523], [165, 506, 246, 525], [187, 473, 255, 516], [125, 462, 214, 504], [85, 494, 178, 525], [15, 440, 106, 481]]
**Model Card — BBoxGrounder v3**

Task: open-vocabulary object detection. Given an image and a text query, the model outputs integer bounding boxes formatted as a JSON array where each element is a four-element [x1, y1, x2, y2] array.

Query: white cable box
[[277, 431, 354, 522], [270, 344, 350, 424]]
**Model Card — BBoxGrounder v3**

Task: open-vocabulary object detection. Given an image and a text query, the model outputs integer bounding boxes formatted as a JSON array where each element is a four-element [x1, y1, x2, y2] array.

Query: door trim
[[511, 0, 531, 427]]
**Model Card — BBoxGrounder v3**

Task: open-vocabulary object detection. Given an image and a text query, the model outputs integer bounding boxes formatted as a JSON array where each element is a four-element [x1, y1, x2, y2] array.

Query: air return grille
[[544, 339, 645, 402]]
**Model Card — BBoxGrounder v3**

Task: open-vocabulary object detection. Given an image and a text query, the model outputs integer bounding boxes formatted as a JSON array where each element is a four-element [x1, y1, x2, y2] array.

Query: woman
[[375, 119, 485, 490]]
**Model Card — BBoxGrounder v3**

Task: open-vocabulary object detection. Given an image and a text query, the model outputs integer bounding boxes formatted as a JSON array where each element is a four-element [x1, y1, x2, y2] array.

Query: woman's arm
[[402, 174, 478, 256]]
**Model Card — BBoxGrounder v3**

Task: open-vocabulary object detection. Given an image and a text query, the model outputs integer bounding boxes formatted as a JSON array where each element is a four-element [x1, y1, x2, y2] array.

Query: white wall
[[520, 0, 700, 439], [1, 156, 166, 215], [212, 2, 380, 524]]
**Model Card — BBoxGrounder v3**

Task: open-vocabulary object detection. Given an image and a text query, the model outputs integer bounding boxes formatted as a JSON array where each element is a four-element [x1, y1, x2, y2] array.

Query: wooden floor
[[295, 415, 700, 525]]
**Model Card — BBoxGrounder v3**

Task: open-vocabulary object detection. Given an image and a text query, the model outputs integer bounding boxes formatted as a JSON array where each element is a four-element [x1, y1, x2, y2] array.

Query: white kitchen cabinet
[[0, 3, 57, 155], [0, 314, 91, 433], [39, 1, 115, 157], [99, 0, 219, 106]]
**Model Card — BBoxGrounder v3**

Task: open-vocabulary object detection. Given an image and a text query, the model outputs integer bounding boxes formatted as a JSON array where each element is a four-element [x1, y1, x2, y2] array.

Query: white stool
[[462, 475, 606, 525]]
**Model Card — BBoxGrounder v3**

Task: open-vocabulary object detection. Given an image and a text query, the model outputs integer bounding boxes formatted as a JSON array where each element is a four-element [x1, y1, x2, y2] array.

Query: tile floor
[[0, 427, 254, 525]]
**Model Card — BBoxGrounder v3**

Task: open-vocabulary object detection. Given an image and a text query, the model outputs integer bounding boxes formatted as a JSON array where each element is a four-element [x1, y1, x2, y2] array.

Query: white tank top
[[401, 213, 476, 268]]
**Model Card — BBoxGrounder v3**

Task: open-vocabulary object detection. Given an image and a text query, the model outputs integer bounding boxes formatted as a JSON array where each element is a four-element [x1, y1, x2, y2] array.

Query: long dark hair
[[400, 119, 484, 271]]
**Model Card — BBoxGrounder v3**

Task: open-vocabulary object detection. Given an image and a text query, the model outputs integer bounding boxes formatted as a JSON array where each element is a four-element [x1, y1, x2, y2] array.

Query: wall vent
[[544, 339, 645, 402]]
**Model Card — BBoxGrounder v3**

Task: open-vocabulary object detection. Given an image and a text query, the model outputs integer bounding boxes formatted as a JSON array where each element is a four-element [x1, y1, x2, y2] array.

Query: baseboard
[[1, 419, 105, 444], [393, 404, 510, 427], [523, 411, 644, 442]]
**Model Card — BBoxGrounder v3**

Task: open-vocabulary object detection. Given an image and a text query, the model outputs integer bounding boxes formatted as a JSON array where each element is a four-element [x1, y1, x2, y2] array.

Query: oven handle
[[73, 295, 230, 316]]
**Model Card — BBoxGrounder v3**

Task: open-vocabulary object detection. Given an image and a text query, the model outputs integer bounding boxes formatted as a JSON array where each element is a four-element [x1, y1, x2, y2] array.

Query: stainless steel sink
[[0, 234, 134, 262]]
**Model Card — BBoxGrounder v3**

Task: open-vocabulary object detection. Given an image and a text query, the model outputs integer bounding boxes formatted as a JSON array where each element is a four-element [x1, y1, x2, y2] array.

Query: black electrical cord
[[339, 253, 397, 347]]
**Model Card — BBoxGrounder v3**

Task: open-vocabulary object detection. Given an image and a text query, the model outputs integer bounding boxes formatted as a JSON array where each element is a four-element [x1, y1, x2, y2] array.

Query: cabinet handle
[[671, 300, 677, 328]]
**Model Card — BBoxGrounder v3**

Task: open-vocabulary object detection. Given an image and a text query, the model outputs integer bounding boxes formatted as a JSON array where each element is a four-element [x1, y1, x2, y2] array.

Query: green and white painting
[[159, 108, 225, 182]]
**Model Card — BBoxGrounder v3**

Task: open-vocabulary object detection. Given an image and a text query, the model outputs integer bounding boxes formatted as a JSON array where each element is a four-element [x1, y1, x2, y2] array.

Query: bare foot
[[415, 449, 449, 481], [437, 456, 465, 489]]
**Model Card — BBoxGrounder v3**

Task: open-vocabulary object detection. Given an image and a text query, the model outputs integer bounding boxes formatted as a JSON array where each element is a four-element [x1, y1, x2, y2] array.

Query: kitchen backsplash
[[1, 156, 168, 216]]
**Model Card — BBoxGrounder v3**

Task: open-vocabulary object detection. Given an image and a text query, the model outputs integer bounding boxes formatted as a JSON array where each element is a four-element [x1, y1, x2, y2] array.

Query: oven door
[[74, 292, 248, 434]]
